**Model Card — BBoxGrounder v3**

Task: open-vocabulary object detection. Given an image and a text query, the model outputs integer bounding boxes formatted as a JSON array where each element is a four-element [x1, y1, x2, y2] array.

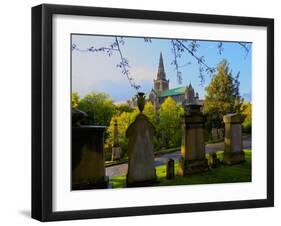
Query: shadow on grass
[[110, 150, 252, 188]]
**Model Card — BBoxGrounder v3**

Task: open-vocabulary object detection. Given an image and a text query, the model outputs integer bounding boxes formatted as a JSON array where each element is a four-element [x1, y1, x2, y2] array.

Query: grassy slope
[[110, 150, 251, 188]]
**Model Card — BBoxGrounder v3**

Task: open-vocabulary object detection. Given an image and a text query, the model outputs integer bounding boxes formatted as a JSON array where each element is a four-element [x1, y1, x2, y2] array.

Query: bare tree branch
[[176, 40, 216, 74], [171, 40, 182, 84], [170, 40, 216, 85], [72, 37, 141, 91], [217, 42, 224, 55], [73, 37, 251, 90], [238, 42, 251, 59], [114, 37, 141, 91]]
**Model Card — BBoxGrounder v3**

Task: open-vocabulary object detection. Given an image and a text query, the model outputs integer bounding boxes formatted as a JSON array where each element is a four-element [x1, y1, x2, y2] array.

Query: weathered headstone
[[111, 119, 121, 161], [72, 125, 108, 190], [126, 92, 156, 186], [218, 128, 224, 139], [211, 128, 219, 140], [178, 103, 209, 175], [223, 113, 245, 165], [208, 152, 221, 168], [166, 159, 175, 179]]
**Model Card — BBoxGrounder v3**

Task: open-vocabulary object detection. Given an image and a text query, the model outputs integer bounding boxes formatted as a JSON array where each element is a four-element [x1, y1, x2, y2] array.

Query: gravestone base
[[126, 176, 158, 188], [223, 151, 245, 165], [178, 158, 209, 176], [208, 152, 221, 168], [72, 176, 109, 190], [111, 146, 121, 161]]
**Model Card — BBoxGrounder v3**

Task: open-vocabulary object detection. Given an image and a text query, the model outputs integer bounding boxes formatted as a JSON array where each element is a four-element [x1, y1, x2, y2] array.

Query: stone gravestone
[[211, 128, 219, 140], [178, 103, 209, 175], [72, 125, 108, 190], [71, 107, 108, 190], [218, 128, 224, 139], [111, 119, 121, 161], [223, 113, 245, 165], [208, 152, 220, 168], [166, 159, 175, 179], [126, 93, 156, 187]]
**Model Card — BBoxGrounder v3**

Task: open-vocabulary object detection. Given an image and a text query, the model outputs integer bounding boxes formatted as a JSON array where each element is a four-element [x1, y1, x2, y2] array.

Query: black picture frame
[[32, 3, 274, 222]]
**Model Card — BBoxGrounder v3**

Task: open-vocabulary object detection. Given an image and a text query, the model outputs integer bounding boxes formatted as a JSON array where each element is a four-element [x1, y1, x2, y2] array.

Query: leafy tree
[[115, 103, 134, 114], [158, 97, 183, 148], [204, 60, 243, 128], [106, 101, 157, 158], [106, 109, 138, 158], [142, 101, 157, 125], [241, 101, 252, 133], [78, 92, 115, 126], [72, 92, 79, 109]]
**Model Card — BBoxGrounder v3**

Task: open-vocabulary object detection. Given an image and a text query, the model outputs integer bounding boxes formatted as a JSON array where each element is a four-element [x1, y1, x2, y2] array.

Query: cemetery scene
[[71, 35, 252, 190]]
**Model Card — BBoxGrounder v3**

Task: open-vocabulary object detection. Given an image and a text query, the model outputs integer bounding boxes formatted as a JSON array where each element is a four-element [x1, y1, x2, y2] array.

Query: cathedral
[[147, 53, 200, 109]]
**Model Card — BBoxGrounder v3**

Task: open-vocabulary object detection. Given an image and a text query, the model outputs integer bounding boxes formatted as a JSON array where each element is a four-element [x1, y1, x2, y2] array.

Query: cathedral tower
[[153, 53, 169, 92]]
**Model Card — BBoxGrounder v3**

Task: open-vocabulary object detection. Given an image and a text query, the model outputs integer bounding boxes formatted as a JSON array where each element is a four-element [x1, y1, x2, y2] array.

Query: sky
[[71, 34, 252, 103]]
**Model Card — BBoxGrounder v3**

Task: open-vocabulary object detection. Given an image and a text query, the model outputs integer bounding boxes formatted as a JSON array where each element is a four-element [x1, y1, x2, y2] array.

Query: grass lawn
[[110, 149, 251, 188]]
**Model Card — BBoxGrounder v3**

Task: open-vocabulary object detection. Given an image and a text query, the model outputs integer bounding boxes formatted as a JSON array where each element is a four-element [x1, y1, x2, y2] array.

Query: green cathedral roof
[[159, 86, 186, 97]]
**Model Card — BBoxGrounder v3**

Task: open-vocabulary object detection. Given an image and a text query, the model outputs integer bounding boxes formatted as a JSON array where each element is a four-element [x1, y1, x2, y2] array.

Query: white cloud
[[72, 50, 157, 99], [129, 66, 156, 82]]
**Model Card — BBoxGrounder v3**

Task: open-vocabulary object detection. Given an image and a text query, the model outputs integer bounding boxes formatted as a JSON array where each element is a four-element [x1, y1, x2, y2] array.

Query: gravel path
[[106, 136, 251, 178]]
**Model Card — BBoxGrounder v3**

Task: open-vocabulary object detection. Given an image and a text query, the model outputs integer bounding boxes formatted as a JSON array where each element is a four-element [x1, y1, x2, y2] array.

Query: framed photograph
[[32, 4, 274, 221]]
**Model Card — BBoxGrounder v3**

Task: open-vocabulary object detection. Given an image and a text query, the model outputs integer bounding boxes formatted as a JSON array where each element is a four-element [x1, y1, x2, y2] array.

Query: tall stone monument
[[111, 119, 121, 161], [71, 108, 108, 190], [178, 103, 209, 175], [126, 93, 156, 186], [223, 113, 245, 165]]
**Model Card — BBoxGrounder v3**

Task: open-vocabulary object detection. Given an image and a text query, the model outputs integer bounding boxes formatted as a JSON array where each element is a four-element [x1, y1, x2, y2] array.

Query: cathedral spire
[[157, 52, 166, 80], [154, 52, 169, 92]]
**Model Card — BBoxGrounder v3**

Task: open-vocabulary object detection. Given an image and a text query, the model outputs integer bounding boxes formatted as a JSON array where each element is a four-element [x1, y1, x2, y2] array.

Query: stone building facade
[[148, 53, 201, 109]]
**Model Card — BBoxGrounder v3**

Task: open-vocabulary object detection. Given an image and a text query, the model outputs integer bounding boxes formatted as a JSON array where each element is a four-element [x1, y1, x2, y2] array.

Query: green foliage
[[115, 103, 134, 114], [73, 91, 185, 160], [204, 60, 243, 129], [158, 97, 183, 148], [142, 101, 157, 125], [72, 92, 79, 109], [78, 92, 115, 126], [105, 101, 158, 157], [104, 146, 113, 162], [241, 101, 252, 133], [106, 109, 139, 158]]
